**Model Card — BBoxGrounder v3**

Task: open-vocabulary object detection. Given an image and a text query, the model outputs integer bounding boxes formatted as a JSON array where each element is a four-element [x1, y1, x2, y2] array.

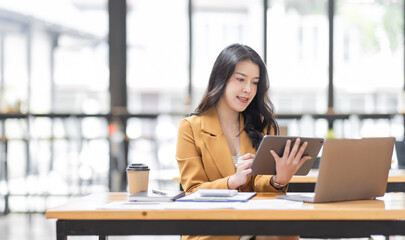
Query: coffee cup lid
[[127, 163, 149, 171]]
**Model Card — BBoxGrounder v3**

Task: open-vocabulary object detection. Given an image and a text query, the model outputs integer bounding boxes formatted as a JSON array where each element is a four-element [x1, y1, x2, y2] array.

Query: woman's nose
[[243, 83, 251, 93]]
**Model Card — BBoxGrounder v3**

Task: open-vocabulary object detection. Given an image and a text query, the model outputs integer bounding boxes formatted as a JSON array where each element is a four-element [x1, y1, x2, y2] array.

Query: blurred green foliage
[[338, 0, 402, 53]]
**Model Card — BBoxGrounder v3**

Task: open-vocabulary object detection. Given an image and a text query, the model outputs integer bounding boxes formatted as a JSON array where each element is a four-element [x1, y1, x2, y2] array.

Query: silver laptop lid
[[314, 137, 394, 203]]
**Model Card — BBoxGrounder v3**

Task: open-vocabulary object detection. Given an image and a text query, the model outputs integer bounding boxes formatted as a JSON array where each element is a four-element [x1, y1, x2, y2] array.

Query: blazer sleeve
[[176, 118, 230, 193], [237, 175, 286, 193]]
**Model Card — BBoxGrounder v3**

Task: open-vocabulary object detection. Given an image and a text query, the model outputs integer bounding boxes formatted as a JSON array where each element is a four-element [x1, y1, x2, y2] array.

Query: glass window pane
[[0, 1, 109, 114], [127, 0, 189, 113], [0, 1, 109, 213], [192, 0, 264, 109], [335, 0, 404, 113], [267, 0, 328, 113], [3, 31, 28, 113]]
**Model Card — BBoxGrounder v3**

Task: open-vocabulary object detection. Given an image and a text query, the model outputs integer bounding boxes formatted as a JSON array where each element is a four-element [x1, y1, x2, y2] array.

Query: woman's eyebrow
[[235, 72, 247, 77], [235, 72, 259, 79]]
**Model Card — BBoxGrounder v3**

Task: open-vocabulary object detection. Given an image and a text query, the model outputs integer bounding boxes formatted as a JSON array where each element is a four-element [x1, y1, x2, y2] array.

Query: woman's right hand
[[227, 153, 254, 190], [270, 138, 312, 186]]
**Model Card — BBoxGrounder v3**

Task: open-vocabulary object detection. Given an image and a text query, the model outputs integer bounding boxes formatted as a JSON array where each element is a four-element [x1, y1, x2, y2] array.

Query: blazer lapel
[[201, 107, 236, 178]]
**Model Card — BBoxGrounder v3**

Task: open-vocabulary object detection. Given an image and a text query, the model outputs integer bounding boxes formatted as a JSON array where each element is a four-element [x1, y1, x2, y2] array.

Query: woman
[[176, 43, 311, 240]]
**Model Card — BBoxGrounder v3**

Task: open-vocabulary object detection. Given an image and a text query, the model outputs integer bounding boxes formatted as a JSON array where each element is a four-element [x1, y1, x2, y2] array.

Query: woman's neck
[[216, 101, 241, 156], [215, 101, 239, 127]]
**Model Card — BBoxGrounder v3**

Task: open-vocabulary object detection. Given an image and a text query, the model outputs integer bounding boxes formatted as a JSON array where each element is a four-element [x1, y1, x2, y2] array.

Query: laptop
[[277, 137, 395, 203]]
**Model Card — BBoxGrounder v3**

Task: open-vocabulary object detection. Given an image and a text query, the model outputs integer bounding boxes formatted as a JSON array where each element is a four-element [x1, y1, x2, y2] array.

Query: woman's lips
[[237, 96, 249, 104]]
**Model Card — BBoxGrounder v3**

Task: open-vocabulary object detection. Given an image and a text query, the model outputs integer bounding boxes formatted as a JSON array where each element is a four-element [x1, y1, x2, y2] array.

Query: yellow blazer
[[176, 107, 283, 240], [176, 106, 281, 194]]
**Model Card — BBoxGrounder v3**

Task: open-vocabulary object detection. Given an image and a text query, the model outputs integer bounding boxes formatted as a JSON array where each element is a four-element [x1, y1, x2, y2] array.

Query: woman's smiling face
[[220, 60, 260, 113]]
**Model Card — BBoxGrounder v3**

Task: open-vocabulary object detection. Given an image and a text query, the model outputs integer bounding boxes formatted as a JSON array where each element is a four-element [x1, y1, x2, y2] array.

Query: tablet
[[249, 135, 324, 175]]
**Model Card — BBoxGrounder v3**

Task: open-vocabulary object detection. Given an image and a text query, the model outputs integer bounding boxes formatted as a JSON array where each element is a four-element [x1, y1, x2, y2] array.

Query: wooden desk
[[46, 192, 405, 240], [173, 169, 405, 192]]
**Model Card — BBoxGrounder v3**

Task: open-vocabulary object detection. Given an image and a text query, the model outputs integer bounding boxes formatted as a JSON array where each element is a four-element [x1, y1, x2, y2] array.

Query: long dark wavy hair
[[192, 43, 279, 149]]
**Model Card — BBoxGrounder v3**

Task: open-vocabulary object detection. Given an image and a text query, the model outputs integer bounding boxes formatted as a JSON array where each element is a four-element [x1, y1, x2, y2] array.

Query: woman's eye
[[237, 78, 244, 82], [253, 81, 259, 85]]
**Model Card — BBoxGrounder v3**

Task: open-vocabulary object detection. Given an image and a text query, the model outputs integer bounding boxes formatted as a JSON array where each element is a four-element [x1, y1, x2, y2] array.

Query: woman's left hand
[[270, 138, 312, 185], [227, 153, 254, 190]]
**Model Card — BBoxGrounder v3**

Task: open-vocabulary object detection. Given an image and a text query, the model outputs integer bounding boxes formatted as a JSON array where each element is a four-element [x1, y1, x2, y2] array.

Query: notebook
[[129, 190, 185, 202], [277, 137, 395, 203], [176, 189, 256, 202]]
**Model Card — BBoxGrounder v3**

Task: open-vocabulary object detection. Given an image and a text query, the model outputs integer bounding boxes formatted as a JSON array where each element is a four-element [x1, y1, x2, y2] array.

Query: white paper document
[[101, 201, 166, 210], [176, 191, 256, 202], [234, 199, 303, 210], [101, 199, 303, 210]]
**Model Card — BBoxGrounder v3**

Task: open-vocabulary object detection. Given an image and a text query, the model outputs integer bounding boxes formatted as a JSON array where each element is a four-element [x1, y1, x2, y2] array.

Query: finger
[[283, 140, 291, 157], [238, 155, 253, 163], [238, 155, 251, 163], [241, 168, 252, 175], [290, 138, 301, 157], [239, 159, 253, 169], [237, 159, 252, 171], [293, 141, 308, 163], [270, 150, 280, 164], [238, 161, 250, 168], [241, 153, 254, 160], [299, 141, 309, 156], [297, 156, 312, 169]]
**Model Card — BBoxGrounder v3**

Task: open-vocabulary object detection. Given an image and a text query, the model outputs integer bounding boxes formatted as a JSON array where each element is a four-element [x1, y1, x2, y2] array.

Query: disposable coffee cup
[[127, 163, 150, 195]]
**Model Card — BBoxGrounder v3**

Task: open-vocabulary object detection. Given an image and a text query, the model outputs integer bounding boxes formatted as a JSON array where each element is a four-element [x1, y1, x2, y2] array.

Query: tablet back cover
[[249, 136, 324, 175]]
